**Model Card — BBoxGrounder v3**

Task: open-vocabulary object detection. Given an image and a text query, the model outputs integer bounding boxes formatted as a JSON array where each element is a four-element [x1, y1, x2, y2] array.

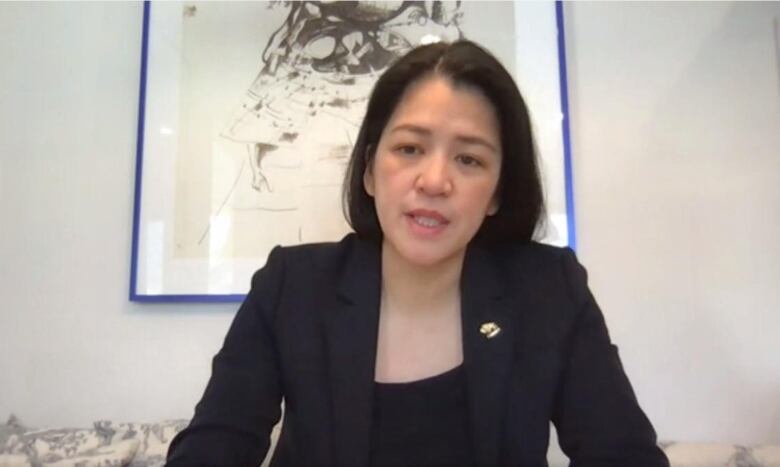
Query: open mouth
[[406, 210, 450, 234], [410, 215, 446, 228]]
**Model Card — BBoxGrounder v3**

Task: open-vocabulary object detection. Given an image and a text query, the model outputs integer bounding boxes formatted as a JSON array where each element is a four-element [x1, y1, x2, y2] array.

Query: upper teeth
[[414, 216, 442, 227]]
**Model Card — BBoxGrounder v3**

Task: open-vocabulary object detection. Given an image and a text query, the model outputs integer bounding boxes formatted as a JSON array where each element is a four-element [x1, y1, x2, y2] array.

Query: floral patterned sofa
[[1, 415, 778, 467]]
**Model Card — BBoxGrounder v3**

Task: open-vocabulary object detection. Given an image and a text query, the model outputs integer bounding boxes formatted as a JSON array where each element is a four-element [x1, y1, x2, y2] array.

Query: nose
[[415, 153, 453, 196]]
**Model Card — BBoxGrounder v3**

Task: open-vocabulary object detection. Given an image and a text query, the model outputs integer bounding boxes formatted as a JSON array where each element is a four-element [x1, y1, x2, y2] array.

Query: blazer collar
[[324, 235, 515, 466]]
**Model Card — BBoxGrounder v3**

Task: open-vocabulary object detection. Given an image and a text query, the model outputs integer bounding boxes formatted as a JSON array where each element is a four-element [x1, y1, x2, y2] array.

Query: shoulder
[[484, 241, 589, 306], [264, 233, 364, 273], [252, 233, 374, 295], [489, 241, 579, 275], [247, 234, 367, 315], [506, 241, 573, 260]]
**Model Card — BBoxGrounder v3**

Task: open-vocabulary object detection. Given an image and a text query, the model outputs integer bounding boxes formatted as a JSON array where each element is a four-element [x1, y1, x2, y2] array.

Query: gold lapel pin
[[479, 322, 501, 339]]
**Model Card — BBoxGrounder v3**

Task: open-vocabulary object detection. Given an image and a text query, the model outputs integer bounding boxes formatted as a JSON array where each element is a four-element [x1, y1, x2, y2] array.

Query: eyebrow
[[389, 124, 498, 153]]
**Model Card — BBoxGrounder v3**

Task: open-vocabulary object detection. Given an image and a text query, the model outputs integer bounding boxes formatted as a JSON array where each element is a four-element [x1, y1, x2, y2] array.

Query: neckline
[[374, 363, 464, 387]]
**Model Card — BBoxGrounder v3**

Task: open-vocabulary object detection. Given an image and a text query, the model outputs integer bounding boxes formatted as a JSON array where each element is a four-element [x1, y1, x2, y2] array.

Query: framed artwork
[[130, 0, 575, 302]]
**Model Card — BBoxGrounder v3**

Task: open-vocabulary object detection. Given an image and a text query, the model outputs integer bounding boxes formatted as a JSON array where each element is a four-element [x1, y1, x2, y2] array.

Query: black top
[[369, 364, 475, 467]]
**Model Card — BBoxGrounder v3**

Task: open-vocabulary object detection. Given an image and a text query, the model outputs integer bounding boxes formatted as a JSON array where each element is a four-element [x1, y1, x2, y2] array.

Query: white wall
[[0, 2, 235, 427], [1, 1, 778, 445], [564, 2, 780, 444]]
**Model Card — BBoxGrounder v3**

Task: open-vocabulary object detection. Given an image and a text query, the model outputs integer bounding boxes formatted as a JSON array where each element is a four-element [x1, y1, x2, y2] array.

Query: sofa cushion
[[752, 444, 780, 467], [662, 441, 780, 467], [91, 420, 188, 467], [0, 415, 139, 467]]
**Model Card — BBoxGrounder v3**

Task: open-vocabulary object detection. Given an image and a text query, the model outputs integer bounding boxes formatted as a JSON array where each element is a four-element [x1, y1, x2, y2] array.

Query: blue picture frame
[[130, 0, 575, 302]]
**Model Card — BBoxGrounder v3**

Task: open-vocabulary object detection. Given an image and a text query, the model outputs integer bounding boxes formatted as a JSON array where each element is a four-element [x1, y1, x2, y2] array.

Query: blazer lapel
[[461, 244, 515, 466], [323, 236, 381, 467]]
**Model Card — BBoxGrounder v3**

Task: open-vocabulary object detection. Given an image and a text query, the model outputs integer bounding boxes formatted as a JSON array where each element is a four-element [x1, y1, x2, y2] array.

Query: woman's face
[[364, 75, 502, 268]]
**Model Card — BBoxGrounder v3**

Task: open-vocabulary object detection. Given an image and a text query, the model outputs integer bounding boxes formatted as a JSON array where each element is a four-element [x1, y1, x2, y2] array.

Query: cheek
[[469, 179, 501, 210], [369, 160, 407, 197], [368, 168, 395, 211]]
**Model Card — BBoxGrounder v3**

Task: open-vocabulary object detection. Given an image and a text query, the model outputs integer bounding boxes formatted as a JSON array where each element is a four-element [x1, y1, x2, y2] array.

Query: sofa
[[1, 415, 778, 467]]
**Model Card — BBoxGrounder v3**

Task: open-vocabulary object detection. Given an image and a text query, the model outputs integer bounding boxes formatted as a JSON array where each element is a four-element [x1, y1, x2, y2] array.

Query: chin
[[392, 240, 465, 268]]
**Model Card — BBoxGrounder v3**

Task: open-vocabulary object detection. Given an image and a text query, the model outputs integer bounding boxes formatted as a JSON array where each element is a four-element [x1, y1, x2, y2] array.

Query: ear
[[363, 144, 375, 196], [363, 165, 375, 197], [487, 196, 499, 216]]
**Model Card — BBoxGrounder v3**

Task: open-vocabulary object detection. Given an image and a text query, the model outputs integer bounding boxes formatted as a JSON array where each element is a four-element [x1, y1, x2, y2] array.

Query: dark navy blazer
[[166, 233, 669, 467]]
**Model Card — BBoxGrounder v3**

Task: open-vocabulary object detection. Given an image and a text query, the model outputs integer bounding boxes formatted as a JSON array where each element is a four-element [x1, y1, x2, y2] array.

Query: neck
[[380, 241, 464, 314]]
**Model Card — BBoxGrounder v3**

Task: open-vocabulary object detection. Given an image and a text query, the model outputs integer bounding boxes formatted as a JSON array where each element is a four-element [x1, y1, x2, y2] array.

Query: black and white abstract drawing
[[132, 1, 570, 299]]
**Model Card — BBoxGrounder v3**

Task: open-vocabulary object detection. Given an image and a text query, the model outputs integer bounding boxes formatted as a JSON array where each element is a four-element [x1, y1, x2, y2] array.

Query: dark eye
[[456, 154, 483, 167], [396, 145, 422, 157]]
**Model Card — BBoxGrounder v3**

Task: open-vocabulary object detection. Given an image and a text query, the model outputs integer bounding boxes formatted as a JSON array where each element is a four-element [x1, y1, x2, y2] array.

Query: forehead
[[382, 76, 501, 143]]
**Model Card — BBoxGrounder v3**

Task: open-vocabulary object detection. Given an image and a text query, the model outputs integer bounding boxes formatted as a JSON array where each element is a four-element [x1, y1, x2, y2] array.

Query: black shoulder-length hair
[[342, 40, 545, 245]]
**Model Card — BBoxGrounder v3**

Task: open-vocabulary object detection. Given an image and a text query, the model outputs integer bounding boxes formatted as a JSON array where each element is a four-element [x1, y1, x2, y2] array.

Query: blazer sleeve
[[166, 247, 286, 467], [551, 249, 669, 467]]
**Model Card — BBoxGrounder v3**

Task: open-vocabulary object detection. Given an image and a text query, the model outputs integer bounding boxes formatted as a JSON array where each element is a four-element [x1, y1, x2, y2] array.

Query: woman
[[166, 40, 669, 467]]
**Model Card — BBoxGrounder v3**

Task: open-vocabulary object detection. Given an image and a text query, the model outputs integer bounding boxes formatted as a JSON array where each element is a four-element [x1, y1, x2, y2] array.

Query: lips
[[406, 209, 450, 230]]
